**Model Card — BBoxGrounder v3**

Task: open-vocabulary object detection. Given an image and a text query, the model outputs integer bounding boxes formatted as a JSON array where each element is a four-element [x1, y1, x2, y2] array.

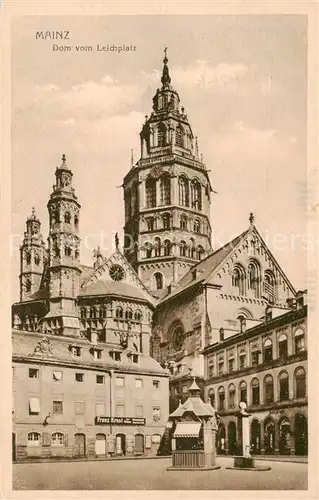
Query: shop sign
[[95, 416, 146, 426]]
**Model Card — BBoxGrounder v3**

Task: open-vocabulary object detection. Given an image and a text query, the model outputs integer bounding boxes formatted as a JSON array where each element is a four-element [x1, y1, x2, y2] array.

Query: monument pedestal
[[234, 456, 255, 468]]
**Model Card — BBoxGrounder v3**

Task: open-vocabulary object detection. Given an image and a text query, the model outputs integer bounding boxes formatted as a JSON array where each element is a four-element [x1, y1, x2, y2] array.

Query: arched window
[[154, 272, 163, 290], [116, 307, 123, 319], [125, 309, 133, 320], [193, 219, 201, 233], [146, 217, 155, 231], [153, 237, 161, 257], [162, 213, 171, 229], [99, 307, 106, 319], [189, 238, 196, 259], [218, 386, 225, 411], [160, 175, 171, 205], [157, 123, 167, 147], [163, 239, 172, 256], [279, 371, 289, 401], [65, 245, 72, 257], [134, 310, 142, 322], [180, 241, 187, 257], [294, 328, 305, 353], [248, 260, 261, 297], [251, 378, 260, 406], [264, 270, 276, 302], [144, 242, 152, 259], [178, 177, 189, 206], [232, 265, 245, 296], [239, 381, 247, 404], [295, 367, 306, 398], [208, 388, 215, 407], [90, 307, 96, 319], [176, 125, 184, 147], [228, 383, 236, 409], [146, 178, 157, 208], [180, 214, 187, 230], [28, 432, 41, 445], [278, 334, 288, 358], [52, 432, 64, 445], [80, 308, 87, 319], [34, 253, 40, 266], [190, 180, 202, 210], [64, 212, 71, 224], [197, 245, 205, 260], [263, 338, 273, 363], [264, 374, 274, 403]]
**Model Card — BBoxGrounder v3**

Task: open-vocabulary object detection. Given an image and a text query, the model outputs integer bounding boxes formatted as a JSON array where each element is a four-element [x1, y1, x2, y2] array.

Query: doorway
[[264, 419, 275, 454], [74, 433, 86, 457], [228, 422, 237, 455], [12, 433, 16, 462], [95, 433, 107, 456], [116, 433, 126, 456], [251, 419, 261, 454], [295, 414, 308, 455]]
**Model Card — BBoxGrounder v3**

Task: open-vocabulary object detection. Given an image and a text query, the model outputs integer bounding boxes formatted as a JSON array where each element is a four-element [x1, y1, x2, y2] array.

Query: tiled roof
[[79, 265, 95, 283], [160, 229, 249, 303], [78, 279, 151, 303], [12, 330, 168, 376], [22, 286, 50, 303]]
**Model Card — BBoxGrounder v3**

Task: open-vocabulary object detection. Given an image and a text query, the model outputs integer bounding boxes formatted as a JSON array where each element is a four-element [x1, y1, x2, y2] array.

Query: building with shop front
[[202, 292, 307, 456]]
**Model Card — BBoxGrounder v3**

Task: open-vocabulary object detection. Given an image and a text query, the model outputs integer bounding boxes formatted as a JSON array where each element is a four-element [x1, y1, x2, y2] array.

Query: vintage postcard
[[1, 1, 318, 499]]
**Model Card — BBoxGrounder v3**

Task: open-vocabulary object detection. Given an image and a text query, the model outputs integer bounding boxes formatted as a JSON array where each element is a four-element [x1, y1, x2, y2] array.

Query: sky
[[11, 15, 308, 300]]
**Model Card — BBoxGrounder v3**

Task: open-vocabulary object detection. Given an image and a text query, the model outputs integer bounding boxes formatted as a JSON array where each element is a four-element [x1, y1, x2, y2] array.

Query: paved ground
[[13, 456, 307, 490]]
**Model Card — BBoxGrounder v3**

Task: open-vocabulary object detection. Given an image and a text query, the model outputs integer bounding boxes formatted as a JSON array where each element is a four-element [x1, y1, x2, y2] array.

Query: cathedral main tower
[[123, 51, 213, 292]]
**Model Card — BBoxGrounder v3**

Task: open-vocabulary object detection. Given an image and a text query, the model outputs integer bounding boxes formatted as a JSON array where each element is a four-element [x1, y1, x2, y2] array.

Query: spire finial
[[31, 206, 35, 217], [249, 212, 255, 226], [161, 47, 171, 87], [62, 153, 66, 164], [131, 149, 134, 167], [115, 232, 119, 249]]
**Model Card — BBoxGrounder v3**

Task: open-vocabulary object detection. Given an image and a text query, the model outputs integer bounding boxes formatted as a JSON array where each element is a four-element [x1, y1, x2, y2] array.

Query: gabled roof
[[169, 396, 216, 419], [159, 229, 249, 303]]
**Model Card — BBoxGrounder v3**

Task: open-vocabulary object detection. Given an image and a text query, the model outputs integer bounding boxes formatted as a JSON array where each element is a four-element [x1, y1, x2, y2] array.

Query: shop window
[[52, 432, 64, 446]]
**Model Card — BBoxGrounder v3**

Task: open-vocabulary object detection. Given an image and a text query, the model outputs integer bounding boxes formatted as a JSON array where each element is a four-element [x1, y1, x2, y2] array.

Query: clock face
[[109, 264, 125, 282]]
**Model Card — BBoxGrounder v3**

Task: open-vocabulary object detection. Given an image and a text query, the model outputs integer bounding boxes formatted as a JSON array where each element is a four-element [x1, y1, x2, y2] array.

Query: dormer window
[[110, 351, 121, 362], [130, 353, 139, 364], [70, 345, 81, 357], [91, 347, 103, 360]]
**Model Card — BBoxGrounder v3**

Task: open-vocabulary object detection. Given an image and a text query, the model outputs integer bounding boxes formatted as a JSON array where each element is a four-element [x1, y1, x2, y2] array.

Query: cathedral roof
[[78, 278, 150, 302], [159, 229, 250, 303]]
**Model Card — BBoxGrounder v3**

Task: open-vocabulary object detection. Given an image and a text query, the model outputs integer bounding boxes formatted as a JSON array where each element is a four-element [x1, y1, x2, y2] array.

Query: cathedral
[[13, 50, 302, 435]]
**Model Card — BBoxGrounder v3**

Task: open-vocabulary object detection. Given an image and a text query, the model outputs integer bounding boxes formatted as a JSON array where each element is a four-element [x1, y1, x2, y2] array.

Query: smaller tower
[[19, 208, 47, 301]]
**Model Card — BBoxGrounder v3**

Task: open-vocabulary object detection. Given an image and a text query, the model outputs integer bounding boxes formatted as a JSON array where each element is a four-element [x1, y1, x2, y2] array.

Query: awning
[[29, 397, 40, 414], [173, 422, 202, 438]]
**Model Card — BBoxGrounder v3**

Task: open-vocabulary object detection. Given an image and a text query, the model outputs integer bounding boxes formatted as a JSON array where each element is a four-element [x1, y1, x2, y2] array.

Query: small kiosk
[[167, 377, 220, 471]]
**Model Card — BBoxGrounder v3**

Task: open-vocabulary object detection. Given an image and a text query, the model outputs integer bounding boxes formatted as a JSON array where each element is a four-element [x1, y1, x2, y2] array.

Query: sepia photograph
[[3, 7, 316, 494]]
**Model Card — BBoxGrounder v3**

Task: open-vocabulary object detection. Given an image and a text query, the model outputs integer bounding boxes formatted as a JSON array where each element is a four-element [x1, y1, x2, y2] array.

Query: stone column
[[139, 180, 145, 209], [242, 414, 251, 457], [156, 178, 161, 207], [170, 175, 178, 205], [260, 421, 265, 454]]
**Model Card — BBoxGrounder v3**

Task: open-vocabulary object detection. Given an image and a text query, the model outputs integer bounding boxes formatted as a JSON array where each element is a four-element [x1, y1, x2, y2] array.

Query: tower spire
[[161, 47, 171, 87]]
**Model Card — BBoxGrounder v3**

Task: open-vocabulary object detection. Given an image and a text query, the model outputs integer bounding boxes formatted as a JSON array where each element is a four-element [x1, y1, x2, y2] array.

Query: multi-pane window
[[135, 378, 143, 389], [279, 371, 289, 401], [176, 125, 184, 147], [153, 407, 161, 422], [218, 386, 225, 411], [110, 351, 121, 361], [239, 381, 247, 404], [53, 400, 63, 414], [27, 432, 40, 446], [157, 123, 167, 147], [228, 384, 236, 408], [228, 357, 235, 373], [29, 368, 39, 379], [179, 177, 189, 206], [190, 180, 202, 210], [218, 360, 224, 376], [295, 367, 306, 398], [251, 350, 260, 366], [75, 373, 84, 382], [278, 334, 288, 358], [264, 374, 274, 403], [92, 349, 102, 360], [116, 404, 125, 417], [160, 176, 171, 205], [74, 401, 85, 415], [146, 178, 157, 208], [251, 378, 260, 405], [135, 405, 143, 417], [239, 351, 246, 369], [96, 375, 105, 384], [115, 376, 125, 387], [52, 432, 64, 446], [294, 329, 305, 353], [263, 339, 273, 363]]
